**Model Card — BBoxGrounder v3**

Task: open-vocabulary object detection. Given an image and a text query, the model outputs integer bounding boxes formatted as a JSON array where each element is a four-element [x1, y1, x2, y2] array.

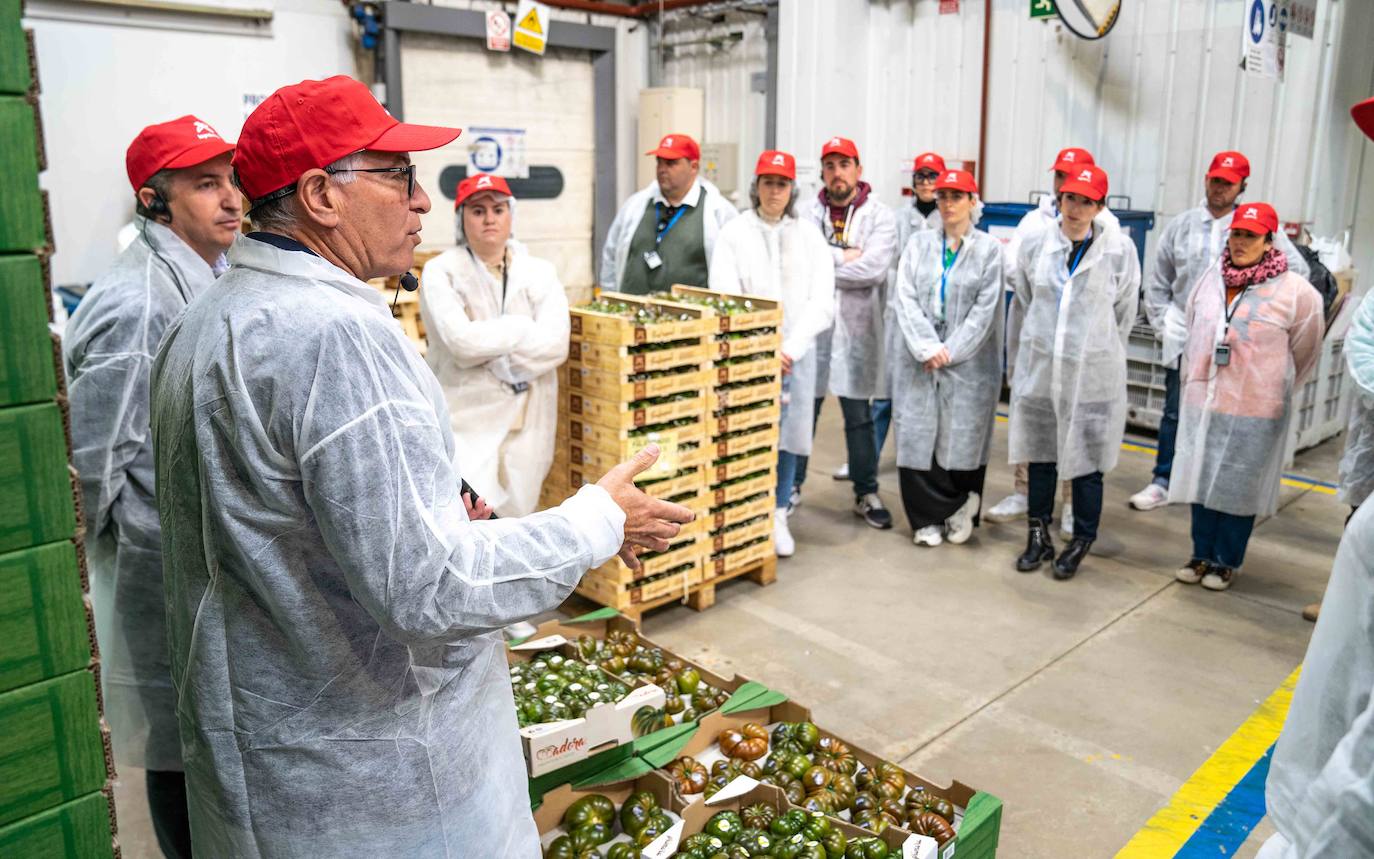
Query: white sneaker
[[1060, 504, 1074, 539], [786, 487, 801, 516], [945, 492, 980, 544], [832, 463, 851, 481], [1130, 482, 1170, 511], [914, 525, 944, 547], [503, 620, 538, 641], [774, 509, 796, 557], [984, 493, 1028, 523]]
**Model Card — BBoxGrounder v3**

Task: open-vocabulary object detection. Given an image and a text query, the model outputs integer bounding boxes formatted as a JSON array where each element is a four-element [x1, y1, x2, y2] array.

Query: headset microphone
[[399, 272, 419, 292]]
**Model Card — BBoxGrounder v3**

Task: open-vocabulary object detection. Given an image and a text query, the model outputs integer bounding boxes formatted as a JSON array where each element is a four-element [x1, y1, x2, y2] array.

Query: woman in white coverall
[[709, 150, 835, 558], [420, 172, 569, 519], [1007, 164, 1141, 580], [1168, 202, 1322, 591], [891, 169, 1003, 547]]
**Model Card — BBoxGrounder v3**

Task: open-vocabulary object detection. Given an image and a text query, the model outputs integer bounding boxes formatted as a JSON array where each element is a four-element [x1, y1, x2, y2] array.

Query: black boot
[[1016, 519, 1055, 572], [1054, 538, 1093, 580]]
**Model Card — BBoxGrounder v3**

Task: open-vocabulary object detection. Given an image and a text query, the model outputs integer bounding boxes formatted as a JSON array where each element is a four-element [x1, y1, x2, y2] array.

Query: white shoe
[[945, 492, 980, 544], [1130, 482, 1170, 511], [503, 621, 538, 641], [1060, 504, 1074, 539], [832, 463, 851, 481], [786, 487, 801, 516], [984, 493, 1028, 523], [914, 525, 944, 546], [773, 509, 796, 557]]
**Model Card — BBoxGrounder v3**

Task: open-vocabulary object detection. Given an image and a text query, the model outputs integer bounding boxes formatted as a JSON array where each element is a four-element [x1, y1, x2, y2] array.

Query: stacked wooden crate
[[369, 248, 441, 353]]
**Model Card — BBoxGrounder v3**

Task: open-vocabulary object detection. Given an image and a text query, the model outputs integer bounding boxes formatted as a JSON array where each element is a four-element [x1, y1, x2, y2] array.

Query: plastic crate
[[1293, 334, 1348, 451]]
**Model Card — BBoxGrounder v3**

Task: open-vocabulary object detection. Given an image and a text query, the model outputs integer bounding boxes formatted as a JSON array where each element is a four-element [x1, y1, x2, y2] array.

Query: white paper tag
[[509, 634, 568, 651]]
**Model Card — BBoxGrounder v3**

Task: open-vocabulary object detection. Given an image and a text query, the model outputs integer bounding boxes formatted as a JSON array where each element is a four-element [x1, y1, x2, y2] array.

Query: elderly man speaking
[[150, 75, 691, 857]]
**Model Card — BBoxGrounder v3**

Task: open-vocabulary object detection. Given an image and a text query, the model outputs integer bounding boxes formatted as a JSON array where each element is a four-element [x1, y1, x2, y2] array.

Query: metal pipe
[[1187, 0, 1220, 198], [1153, 0, 1184, 214], [1301, 0, 1341, 227], [539, 0, 749, 18], [763, 1, 778, 149], [976, 0, 991, 189]]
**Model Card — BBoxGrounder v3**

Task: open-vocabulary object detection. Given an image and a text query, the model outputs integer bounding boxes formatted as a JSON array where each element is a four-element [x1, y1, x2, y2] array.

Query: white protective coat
[[62, 217, 214, 772], [599, 176, 738, 291], [420, 243, 569, 516], [1167, 267, 1323, 517], [1006, 211, 1141, 478], [801, 192, 898, 399], [1144, 202, 1311, 366], [708, 209, 836, 455], [1338, 297, 1374, 507], [891, 228, 1005, 472], [879, 203, 942, 401], [149, 235, 625, 858]]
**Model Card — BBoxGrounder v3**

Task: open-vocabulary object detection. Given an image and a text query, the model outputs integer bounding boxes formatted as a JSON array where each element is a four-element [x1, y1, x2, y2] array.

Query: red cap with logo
[[232, 75, 461, 203], [126, 115, 235, 192], [1230, 202, 1279, 235], [754, 150, 796, 180], [1050, 147, 1095, 174], [645, 133, 700, 162], [912, 152, 947, 175], [1059, 165, 1109, 202], [934, 169, 978, 195], [1206, 150, 1251, 184], [1355, 97, 1374, 140], [455, 173, 513, 208], [821, 136, 860, 161]]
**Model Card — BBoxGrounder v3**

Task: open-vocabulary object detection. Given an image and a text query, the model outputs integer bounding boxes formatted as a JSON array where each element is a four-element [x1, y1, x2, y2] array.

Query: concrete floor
[[107, 409, 1347, 858]]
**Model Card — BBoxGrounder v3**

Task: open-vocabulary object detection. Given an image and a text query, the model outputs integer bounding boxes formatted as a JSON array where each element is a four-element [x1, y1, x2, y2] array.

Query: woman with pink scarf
[[1168, 202, 1323, 591]]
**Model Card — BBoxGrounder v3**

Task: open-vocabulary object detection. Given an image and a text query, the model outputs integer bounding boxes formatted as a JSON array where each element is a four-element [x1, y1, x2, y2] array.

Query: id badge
[[643, 250, 663, 270], [1214, 343, 1231, 367]]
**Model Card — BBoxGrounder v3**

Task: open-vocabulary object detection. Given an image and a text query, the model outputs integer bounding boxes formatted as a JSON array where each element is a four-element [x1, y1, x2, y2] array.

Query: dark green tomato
[[769, 813, 803, 838], [563, 795, 615, 830], [795, 842, 827, 859], [634, 811, 674, 847], [542, 834, 601, 859], [680, 833, 727, 854], [675, 668, 702, 695], [704, 810, 744, 843], [741, 802, 776, 831], [599, 655, 627, 676], [664, 692, 686, 715], [606, 845, 638, 859], [570, 822, 612, 849], [845, 837, 891, 859], [801, 813, 832, 841], [783, 753, 811, 781], [680, 707, 701, 723], [850, 791, 880, 816], [619, 790, 660, 836], [736, 828, 773, 856], [769, 832, 807, 859], [820, 831, 847, 856]]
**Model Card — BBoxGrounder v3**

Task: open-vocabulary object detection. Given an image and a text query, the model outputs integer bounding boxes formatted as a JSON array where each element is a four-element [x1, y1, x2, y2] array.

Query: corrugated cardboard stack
[[0, 5, 119, 855]]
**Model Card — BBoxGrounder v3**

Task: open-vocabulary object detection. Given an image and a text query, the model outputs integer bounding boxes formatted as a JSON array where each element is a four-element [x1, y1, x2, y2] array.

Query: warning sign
[[514, 0, 549, 56], [485, 10, 510, 52]]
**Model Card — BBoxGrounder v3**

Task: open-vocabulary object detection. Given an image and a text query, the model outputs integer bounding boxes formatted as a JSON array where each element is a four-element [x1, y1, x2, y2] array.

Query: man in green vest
[[600, 133, 738, 294]]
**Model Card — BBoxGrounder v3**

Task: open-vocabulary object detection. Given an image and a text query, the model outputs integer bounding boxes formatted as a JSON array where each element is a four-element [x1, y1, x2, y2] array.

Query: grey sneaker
[[787, 486, 801, 516], [854, 493, 893, 530]]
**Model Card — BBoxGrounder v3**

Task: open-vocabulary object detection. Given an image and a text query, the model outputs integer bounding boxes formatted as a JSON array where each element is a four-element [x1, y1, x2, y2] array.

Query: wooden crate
[[712, 401, 782, 436], [569, 294, 714, 347], [709, 492, 775, 531], [712, 424, 779, 459], [714, 354, 781, 385], [710, 449, 776, 486], [546, 464, 708, 500], [585, 535, 704, 585], [707, 537, 775, 580], [708, 379, 779, 412], [709, 514, 772, 554], [568, 339, 711, 375], [559, 415, 707, 458], [634, 465, 710, 499], [575, 558, 705, 611], [554, 442, 696, 482], [710, 469, 777, 507], [666, 485, 713, 519], [715, 329, 781, 360], [562, 391, 705, 431], [563, 364, 711, 402], [686, 552, 777, 613], [669, 284, 783, 332]]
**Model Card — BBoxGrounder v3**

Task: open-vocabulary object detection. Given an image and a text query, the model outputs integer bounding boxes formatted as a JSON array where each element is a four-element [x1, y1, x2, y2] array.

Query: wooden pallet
[[686, 554, 777, 613]]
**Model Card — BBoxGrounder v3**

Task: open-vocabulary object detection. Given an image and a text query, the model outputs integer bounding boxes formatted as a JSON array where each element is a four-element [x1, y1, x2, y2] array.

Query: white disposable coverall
[[880, 203, 943, 401], [708, 209, 836, 455], [1144, 202, 1311, 366], [420, 242, 569, 516], [1001, 194, 1120, 276], [599, 176, 738, 292], [801, 191, 898, 399], [1338, 296, 1374, 508], [891, 228, 1005, 472], [149, 235, 625, 858], [1006, 211, 1141, 478], [62, 218, 214, 772], [1167, 267, 1323, 517]]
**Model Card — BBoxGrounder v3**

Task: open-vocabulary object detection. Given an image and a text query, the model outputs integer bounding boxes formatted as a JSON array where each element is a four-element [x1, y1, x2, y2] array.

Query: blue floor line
[[1174, 745, 1275, 858]]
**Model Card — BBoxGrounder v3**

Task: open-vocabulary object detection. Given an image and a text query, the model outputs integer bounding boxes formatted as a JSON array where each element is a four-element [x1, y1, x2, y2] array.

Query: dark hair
[[135, 168, 175, 222], [749, 176, 798, 218]]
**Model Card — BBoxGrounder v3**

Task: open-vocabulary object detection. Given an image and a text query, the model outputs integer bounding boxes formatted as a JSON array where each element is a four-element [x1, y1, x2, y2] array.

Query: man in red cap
[[600, 132, 737, 294], [62, 113, 239, 859], [797, 136, 898, 529], [149, 75, 691, 857], [1131, 149, 1311, 513]]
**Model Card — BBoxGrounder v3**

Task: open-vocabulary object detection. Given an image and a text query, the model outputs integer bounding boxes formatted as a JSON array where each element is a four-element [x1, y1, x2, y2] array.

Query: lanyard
[[939, 234, 961, 321], [1219, 280, 1251, 341], [655, 202, 688, 246], [1067, 237, 1089, 275]]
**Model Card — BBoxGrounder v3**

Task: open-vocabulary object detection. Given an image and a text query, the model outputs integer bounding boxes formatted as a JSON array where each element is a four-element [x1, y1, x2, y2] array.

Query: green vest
[[618, 187, 709, 295]]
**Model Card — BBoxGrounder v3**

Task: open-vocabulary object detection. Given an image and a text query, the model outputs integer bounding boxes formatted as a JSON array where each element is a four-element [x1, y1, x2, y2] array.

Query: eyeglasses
[[325, 163, 417, 198], [914, 171, 940, 184]]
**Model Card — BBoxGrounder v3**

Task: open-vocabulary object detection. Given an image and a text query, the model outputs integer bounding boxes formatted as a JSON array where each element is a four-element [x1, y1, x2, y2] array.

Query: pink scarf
[[1221, 245, 1287, 290]]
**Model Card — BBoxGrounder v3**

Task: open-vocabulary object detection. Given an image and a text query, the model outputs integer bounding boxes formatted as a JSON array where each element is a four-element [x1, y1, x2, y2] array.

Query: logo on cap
[[829, 137, 841, 147], [946, 172, 958, 182], [193, 120, 221, 141], [663, 136, 673, 147], [1078, 169, 1092, 181], [1223, 156, 1235, 167], [1243, 206, 1258, 219], [1063, 152, 1076, 162], [771, 154, 786, 166], [922, 155, 936, 163], [477, 175, 494, 189]]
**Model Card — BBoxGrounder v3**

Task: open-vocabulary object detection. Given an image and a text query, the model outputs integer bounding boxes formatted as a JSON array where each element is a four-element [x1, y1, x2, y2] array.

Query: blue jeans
[[793, 396, 878, 497], [776, 451, 800, 508], [1153, 365, 1181, 485], [1190, 504, 1256, 569], [872, 398, 892, 454]]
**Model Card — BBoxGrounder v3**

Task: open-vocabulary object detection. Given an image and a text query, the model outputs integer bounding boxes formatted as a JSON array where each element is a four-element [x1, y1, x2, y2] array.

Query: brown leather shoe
[[1302, 602, 1320, 622]]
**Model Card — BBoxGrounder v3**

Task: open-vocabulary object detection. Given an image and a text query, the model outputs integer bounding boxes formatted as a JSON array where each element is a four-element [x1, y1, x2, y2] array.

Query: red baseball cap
[[455, 172, 513, 208], [1050, 147, 1095, 174], [645, 133, 700, 162], [1352, 97, 1374, 140], [1206, 150, 1251, 184], [913, 152, 947, 174], [934, 169, 978, 195], [233, 75, 461, 202], [1230, 202, 1279, 235], [754, 150, 796, 180], [126, 115, 235, 192], [821, 136, 860, 161], [1059, 165, 1109, 202]]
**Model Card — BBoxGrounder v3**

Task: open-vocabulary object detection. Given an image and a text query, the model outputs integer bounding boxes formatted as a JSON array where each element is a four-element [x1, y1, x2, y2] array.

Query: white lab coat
[[1144, 202, 1312, 366], [1338, 297, 1374, 507], [1006, 211, 1141, 478], [708, 210, 836, 455], [880, 204, 943, 401], [150, 234, 625, 858], [62, 218, 214, 772], [801, 190, 899, 400], [420, 243, 569, 516], [599, 177, 738, 292]]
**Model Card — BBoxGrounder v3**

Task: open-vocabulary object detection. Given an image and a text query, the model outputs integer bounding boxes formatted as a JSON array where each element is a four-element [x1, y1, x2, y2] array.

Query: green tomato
[[633, 811, 674, 847], [801, 813, 832, 841], [769, 813, 803, 838], [606, 845, 637, 859], [542, 834, 600, 859], [675, 668, 702, 695], [735, 827, 772, 856], [796, 841, 827, 859], [563, 794, 615, 831], [704, 810, 743, 844], [769, 832, 807, 859], [570, 822, 612, 849], [783, 753, 811, 781], [820, 830, 847, 856], [619, 790, 660, 836], [844, 837, 890, 859]]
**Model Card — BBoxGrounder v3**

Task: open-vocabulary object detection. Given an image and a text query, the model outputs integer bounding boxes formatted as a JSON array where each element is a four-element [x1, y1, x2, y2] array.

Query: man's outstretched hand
[[596, 444, 695, 572]]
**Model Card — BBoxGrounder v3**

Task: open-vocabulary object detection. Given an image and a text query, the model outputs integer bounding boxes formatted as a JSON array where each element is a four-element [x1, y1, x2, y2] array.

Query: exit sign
[[1031, 0, 1057, 18]]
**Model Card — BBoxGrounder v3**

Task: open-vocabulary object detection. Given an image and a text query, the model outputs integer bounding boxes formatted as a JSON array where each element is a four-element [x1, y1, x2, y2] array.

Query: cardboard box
[[564, 389, 706, 431], [669, 285, 783, 333], [0, 791, 114, 859], [0, 669, 108, 826], [570, 294, 714, 347], [0, 97, 46, 253], [0, 540, 91, 693], [0, 402, 78, 554], [568, 338, 712, 375], [0, 255, 57, 407], [534, 771, 681, 853]]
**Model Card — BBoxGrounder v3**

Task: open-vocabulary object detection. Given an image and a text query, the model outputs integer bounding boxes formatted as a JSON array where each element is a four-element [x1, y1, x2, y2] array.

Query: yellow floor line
[[1115, 666, 1301, 858]]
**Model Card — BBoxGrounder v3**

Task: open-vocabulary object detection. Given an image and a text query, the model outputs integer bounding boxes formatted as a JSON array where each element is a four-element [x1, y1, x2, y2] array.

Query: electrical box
[[699, 142, 739, 197], [637, 87, 704, 188]]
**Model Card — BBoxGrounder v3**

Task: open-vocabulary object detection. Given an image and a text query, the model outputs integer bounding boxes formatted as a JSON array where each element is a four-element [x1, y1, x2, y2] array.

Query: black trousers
[[1027, 462, 1103, 542], [898, 463, 986, 531], [146, 769, 193, 859]]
